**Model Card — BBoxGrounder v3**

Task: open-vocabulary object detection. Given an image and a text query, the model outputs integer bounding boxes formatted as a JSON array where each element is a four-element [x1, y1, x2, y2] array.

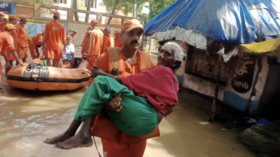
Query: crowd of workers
[[0, 10, 184, 157]]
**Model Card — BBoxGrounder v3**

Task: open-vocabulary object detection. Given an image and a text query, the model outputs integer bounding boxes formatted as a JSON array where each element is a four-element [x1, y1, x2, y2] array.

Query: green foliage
[[101, 0, 177, 18], [35, 0, 52, 4]]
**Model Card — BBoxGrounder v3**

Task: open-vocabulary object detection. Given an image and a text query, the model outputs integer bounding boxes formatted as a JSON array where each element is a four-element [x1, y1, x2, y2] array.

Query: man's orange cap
[[114, 30, 121, 34], [5, 24, 17, 30], [121, 19, 145, 34], [19, 15, 29, 21], [53, 11, 60, 17], [0, 12, 4, 16], [91, 19, 98, 25], [87, 26, 92, 30], [9, 15, 19, 20]]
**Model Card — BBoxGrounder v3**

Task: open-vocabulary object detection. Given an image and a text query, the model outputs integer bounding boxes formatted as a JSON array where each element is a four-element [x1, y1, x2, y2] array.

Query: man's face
[[122, 28, 143, 50], [0, 15, 3, 21], [66, 37, 71, 44], [21, 20, 27, 25], [114, 33, 120, 38], [9, 19, 17, 25], [104, 29, 110, 36], [91, 24, 97, 29], [3, 18, 8, 24]]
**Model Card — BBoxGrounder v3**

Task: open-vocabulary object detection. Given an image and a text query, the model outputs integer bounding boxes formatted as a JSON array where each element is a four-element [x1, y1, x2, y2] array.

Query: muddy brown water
[[0, 57, 256, 157]]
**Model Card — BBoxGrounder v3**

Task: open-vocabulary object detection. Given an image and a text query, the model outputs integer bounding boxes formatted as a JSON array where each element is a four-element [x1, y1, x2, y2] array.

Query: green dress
[[74, 76, 158, 136]]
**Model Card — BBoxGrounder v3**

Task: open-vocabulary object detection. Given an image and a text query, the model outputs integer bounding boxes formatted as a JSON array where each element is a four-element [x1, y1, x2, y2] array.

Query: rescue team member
[[80, 26, 92, 53], [16, 15, 29, 63], [51, 41, 183, 150], [43, 11, 66, 67], [86, 20, 103, 73], [67, 29, 76, 44], [0, 24, 23, 91], [101, 28, 114, 54], [43, 19, 160, 157], [114, 30, 122, 47], [0, 12, 5, 32], [0, 14, 9, 32], [7, 15, 19, 67], [29, 33, 44, 59]]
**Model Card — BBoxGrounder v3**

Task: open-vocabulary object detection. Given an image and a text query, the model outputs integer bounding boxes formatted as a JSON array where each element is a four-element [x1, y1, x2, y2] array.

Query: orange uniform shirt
[[7, 29, 18, 60], [81, 30, 91, 54], [30, 33, 43, 47], [91, 48, 159, 144], [0, 31, 15, 74], [0, 22, 5, 32], [88, 28, 103, 56], [43, 20, 66, 50], [16, 24, 29, 48], [114, 38, 123, 47], [101, 35, 114, 54]]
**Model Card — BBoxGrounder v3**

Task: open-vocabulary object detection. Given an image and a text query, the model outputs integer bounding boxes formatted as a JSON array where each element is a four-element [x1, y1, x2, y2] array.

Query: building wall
[[223, 56, 269, 115]]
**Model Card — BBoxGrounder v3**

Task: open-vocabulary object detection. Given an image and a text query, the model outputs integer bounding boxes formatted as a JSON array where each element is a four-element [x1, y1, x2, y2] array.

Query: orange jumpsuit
[[0, 31, 15, 74], [91, 48, 159, 157], [114, 38, 123, 47], [101, 35, 114, 54], [43, 20, 66, 59], [7, 29, 18, 61], [29, 33, 43, 58], [86, 28, 103, 71], [81, 30, 91, 55], [16, 24, 29, 59]]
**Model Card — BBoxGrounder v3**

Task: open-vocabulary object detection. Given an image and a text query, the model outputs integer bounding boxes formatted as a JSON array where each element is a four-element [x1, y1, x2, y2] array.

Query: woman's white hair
[[162, 42, 184, 62]]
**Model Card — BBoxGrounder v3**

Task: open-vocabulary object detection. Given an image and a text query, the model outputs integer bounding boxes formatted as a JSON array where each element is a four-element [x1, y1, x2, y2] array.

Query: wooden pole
[[209, 53, 222, 122]]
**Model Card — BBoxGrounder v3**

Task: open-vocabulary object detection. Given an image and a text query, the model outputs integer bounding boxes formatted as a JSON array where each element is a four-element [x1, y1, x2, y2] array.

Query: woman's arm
[[91, 65, 122, 83]]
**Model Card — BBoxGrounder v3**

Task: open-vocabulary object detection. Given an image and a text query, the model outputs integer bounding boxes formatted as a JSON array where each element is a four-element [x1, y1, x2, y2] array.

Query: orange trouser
[[18, 47, 28, 59], [29, 43, 39, 58], [102, 139, 146, 157]]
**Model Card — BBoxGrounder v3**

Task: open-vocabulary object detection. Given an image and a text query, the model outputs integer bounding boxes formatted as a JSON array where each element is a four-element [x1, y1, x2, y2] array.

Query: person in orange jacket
[[16, 15, 29, 63], [101, 28, 114, 54], [0, 12, 4, 33], [0, 24, 23, 91], [0, 14, 9, 33], [43, 19, 165, 157], [6, 15, 20, 67], [43, 11, 66, 67], [114, 30, 123, 47], [29, 32, 44, 59], [84, 19, 103, 72]]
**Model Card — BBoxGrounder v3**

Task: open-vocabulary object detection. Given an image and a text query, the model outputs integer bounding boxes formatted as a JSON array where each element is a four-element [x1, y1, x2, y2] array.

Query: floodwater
[[0, 58, 256, 157]]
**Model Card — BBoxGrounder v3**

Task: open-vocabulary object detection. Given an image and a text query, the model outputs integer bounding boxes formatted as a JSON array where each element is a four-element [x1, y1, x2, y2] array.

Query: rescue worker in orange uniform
[[29, 33, 44, 59], [0, 24, 23, 90], [84, 20, 103, 72], [7, 15, 19, 67], [81, 26, 92, 53], [101, 28, 114, 54], [114, 30, 123, 47], [0, 14, 9, 32], [43, 12, 66, 67], [16, 15, 29, 63], [42, 19, 162, 157], [0, 12, 5, 32]]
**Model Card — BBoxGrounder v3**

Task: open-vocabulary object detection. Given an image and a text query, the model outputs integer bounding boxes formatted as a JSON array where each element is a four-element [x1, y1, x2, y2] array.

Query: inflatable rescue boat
[[6, 59, 90, 91]]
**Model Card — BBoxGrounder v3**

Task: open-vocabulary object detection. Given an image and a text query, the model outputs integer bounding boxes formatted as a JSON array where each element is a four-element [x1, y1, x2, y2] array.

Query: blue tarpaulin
[[144, 0, 280, 45]]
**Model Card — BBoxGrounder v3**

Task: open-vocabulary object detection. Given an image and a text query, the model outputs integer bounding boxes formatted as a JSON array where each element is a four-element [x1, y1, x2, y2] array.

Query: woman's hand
[[91, 65, 104, 77], [104, 94, 122, 112]]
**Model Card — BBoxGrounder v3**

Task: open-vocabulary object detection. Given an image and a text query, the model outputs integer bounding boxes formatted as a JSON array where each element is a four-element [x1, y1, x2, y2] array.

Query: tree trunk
[[71, 0, 79, 22], [107, 0, 120, 25], [133, 0, 137, 18], [85, 0, 92, 22]]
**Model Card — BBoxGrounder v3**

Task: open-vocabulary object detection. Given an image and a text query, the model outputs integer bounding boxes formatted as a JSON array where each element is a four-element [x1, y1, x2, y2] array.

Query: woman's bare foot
[[44, 133, 74, 145], [55, 133, 93, 150]]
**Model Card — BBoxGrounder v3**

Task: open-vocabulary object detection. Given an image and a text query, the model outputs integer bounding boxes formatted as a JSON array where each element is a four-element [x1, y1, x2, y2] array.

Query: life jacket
[[106, 47, 153, 76]]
